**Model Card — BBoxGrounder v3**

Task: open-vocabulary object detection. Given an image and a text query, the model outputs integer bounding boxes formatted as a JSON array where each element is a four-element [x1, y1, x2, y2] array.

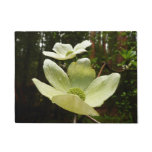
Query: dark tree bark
[[37, 32, 44, 79], [90, 31, 96, 59], [22, 33, 33, 87]]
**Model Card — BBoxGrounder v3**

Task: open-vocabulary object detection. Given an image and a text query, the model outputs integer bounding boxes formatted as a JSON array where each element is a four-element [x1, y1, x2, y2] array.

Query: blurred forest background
[[15, 31, 137, 123]]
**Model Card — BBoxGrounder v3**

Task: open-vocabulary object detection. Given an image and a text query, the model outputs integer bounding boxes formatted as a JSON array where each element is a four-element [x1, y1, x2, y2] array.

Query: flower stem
[[86, 115, 101, 123], [73, 114, 77, 123], [97, 62, 106, 77]]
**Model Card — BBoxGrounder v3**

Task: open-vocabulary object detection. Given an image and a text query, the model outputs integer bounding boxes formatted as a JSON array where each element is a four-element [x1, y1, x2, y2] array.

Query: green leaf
[[52, 94, 99, 116], [67, 58, 96, 90], [43, 59, 71, 92], [85, 73, 120, 107], [32, 78, 64, 100]]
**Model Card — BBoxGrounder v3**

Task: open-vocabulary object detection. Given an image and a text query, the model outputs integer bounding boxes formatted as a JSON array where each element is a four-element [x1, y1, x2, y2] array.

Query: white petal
[[43, 51, 64, 59], [43, 51, 75, 60], [52, 94, 99, 116], [67, 58, 96, 90], [32, 78, 64, 100], [65, 53, 76, 60], [74, 48, 87, 55], [74, 40, 92, 51], [53, 42, 73, 55], [85, 73, 121, 107], [43, 59, 71, 92]]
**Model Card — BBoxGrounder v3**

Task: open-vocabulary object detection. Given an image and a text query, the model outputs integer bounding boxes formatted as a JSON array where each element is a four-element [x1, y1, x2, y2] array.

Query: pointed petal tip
[[42, 51, 49, 56], [77, 58, 91, 65], [32, 78, 37, 83], [42, 51, 46, 55], [86, 40, 92, 45], [32, 78, 35, 81], [111, 73, 121, 78], [43, 59, 54, 67], [83, 40, 92, 46], [44, 58, 51, 63]]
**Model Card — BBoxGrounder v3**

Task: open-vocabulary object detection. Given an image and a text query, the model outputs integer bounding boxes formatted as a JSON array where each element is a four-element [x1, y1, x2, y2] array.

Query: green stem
[[73, 114, 77, 123]]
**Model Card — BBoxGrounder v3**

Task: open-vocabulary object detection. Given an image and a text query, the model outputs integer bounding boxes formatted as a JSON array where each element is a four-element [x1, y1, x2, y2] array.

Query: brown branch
[[97, 62, 106, 77], [86, 115, 101, 123]]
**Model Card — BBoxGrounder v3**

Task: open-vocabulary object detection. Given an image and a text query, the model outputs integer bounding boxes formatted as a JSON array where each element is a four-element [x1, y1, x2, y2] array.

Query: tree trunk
[[90, 31, 96, 59], [22, 33, 32, 87], [37, 32, 44, 78]]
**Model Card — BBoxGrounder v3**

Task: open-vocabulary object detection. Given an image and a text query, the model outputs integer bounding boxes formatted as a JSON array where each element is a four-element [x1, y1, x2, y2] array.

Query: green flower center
[[67, 88, 86, 101], [66, 51, 73, 56]]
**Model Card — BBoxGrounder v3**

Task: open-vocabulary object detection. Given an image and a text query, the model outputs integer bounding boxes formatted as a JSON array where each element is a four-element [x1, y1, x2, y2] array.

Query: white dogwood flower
[[32, 58, 120, 116], [43, 40, 91, 60]]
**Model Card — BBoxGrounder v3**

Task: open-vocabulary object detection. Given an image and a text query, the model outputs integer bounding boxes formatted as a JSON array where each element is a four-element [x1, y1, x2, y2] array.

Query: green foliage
[[119, 48, 136, 60], [118, 48, 137, 70]]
